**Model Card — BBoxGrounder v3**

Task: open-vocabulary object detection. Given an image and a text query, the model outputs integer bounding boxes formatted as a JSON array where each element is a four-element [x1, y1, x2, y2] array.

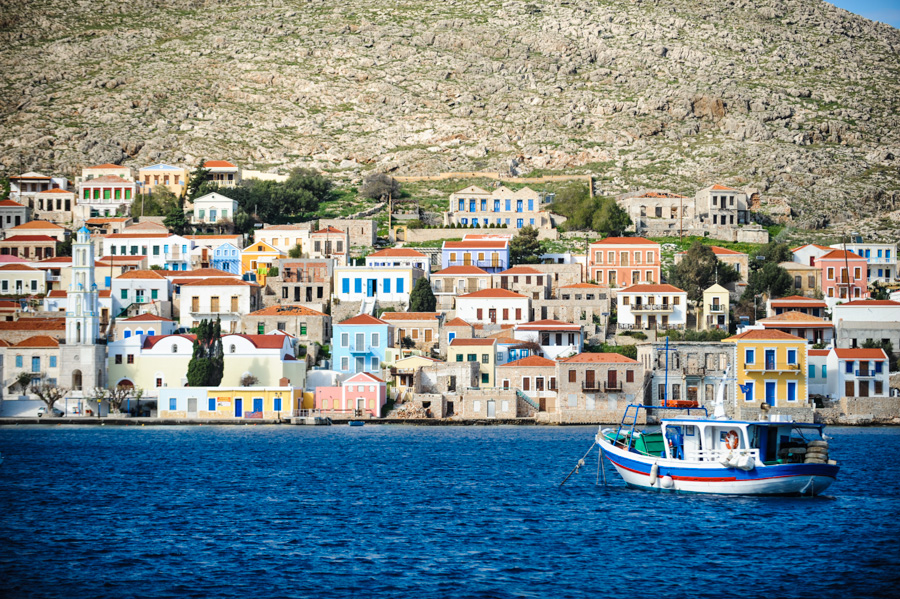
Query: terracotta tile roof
[[818, 249, 864, 261], [498, 266, 543, 275], [808, 350, 831, 358], [791, 244, 831, 252], [99, 290, 111, 298], [379, 312, 440, 321], [38, 257, 73, 264], [86, 163, 123, 169], [560, 352, 639, 364], [179, 277, 257, 287], [248, 305, 328, 317], [116, 270, 167, 280], [185, 235, 242, 241], [458, 288, 528, 299], [312, 226, 345, 235], [35, 188, 73, 194], [124, 313, 173, 322], [104, 233, 171, 239], [444, 317, 472, 327], [619, 284, 685, 294], [560, 283, 603, 289], [47, 290, 67, 298], [838, 300, 900, 307], [498, 355, 557, 368], [833, 348, 887, 360], [0, 263, 38, 271], [710, 184, 737, 191], [443, 240, 509, 249], [226, 334, 289, 349], [771, 296, 827, 306], [345, 371, 385, 383], [433, 266, 489, 276], [450, 338, 496, 347], [515, 319, 582, 331], [95, 257, 147, 267], [759, 311, 833, 327], [87, 217, 130, 224], [368, 248, 427, 258], [203, 160, 237, 168], [339, 314, 388, 326], [82, 175, 132, 184], [0, 339, 9, 347], [0, 199, 26, 207], [462, 234, 514, 240], [159, 268, 235, 277], [10, 220, 65, 230], [724, 330, 806, 342], [0, 235, 57, 243], [634, 191, 688, 199], [591, 236, 659, 246], [13, 335, 60, 348], [0, 318, 66, 331]]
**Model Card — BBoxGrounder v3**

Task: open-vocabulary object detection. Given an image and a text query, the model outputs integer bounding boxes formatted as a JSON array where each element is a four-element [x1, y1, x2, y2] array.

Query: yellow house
[[701, 283, 730, 331], [448, 338, 496, 388], [157, 386, 304, 419], [723, 330, 808, 412], [240, 240, 285, 286]]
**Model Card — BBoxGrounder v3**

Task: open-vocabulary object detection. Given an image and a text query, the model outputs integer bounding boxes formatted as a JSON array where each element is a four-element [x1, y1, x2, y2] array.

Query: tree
[[187, 318, 224, 386], [863, 338, 897, 371], [550, 185, 631, 235], [288, 243, 303, 258], [29, 378, 69, 414], [186, 160, 210, 203], [359, 172, 400, 200], [56, 235, 73, 257], [232, 208, 254, 235], [12, 371, 33, 397], [667, 242, 741, 302], [163, 194, 189, 235], [742, 261, 793, 303], [0, 176, 9, 200], [94, 385, 144, 414], [593, 197, 632, 237], [409, 277, 437, 312], [750, 241, 792, 271], [871, 281, 891, 300], [400, 336, 416, 349], [510, 225, 542, 265], [240, 374, 259, 387]]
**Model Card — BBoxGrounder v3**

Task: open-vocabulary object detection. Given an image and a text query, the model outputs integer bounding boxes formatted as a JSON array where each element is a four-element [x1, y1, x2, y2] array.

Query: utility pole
[[680, 195, 683, 242]]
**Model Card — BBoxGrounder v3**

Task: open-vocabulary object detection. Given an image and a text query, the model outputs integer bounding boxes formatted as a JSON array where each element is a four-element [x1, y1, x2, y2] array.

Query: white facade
[[617, 284, 688, 330], [179, 279, 258, 332], [826, 348, 889, 399], [792, 244, 830, 267], [192, 192, 238, 224], [808, 350, 830, 397], [513, 320, 583, 360], [102, 234, 193, 270], [829, 241, 897, 283], [456, 289, 531, 326], [110, 271, 172, 316], [253, 225, 313, 253], [334, 266, 424, 305], [365, 249, 430, 272]]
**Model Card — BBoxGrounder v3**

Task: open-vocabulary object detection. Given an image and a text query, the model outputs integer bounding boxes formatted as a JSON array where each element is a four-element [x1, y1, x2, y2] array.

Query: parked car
[[36, 407, 65, 417]]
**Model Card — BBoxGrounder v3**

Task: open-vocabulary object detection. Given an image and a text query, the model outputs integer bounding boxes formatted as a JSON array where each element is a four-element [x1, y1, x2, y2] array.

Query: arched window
[[172, 344, 178, 353], [135, 329, 144, 336], [76, 322, 82, 344], [230, 344, 236, 353], [148, 329, 155, 336], [72, 370, 83, 391], [124, 330, 131, 339]]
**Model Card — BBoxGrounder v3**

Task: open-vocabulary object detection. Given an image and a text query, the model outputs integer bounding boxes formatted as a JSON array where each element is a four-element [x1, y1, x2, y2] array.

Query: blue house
[[441, 237, 510, 273], [332, 314, 393, 375], [211, 242, 241, 274]]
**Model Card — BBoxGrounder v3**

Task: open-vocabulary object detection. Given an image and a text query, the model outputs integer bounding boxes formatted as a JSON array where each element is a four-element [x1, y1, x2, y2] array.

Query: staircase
[[515, 389, 540, 410]]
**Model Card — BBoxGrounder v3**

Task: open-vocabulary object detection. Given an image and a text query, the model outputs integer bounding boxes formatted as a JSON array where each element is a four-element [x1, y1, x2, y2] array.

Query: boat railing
[[683, 448, 761, 463], [610, 404, 709, 453]]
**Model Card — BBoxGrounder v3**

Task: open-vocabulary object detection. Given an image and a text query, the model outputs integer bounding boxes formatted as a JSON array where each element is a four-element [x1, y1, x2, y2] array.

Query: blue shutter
[[342, 277, 350, 294], [397, 278, 404, 293], [822, 365, 827, 378], [808, 365, 815, 379], [505, 199, 510, 211], [50, 356, 57, 368], [354, 278, 362, 293], [845, 361, 853, 374], [384, 278, 391, 293], [875, 361, 883, 373], [169, 398, 177, 410], [274, 397, 282, 411], [16, 356, 22, 368], [105, 276, 111, 287], [528, 199, 534, 211]]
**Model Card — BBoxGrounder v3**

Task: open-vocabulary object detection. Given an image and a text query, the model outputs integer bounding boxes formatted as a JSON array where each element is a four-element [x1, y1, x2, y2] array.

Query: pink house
[[315, 372, 387, 418], [587, 237, 661, 287], [816, 249, 868, 302]]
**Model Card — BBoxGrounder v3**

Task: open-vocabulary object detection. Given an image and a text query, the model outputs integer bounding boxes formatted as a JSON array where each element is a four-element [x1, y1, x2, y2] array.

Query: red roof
[[124, 313, 173, 322], [619, 284, 685, 294], [368, 248, 427, 258], [116, 270, 167, 280], [249, 305, 328, 317], [36, 188, 73, 194], [634, 191, 688, 199], [710, 184, 738, 191], [81, 175, 132, 184], [159, 268, 235, 278], [0, 318, 66, 331], [203, 160, 237, 168], [434, 266, 489, 276], [515, 319, 581, 331], [312, 226, 345, 235], [444, 317, 472, 327], [458, 288, 528, 299], [344, 371, 385, 384], [179, 277, 256, 287], [86, 163, 123, 169], [13, 335, 60, 348], [724, 330, 806, 342], [104, 233, 171, 239], [808, 349, 830, 357], [443, 240, 509, 249], [499, 266, 543, 275], [0, 263, 37, 271], [818, 249, 864, 261], [450, 338, 496, 347], [498, 355, 557, 368], [228, 334, 290, 349], [380, 312, 440, 321], [771, 296, 827, 306], [47, 290, 67, 298], [339, 314, 388, 326], [591, 236, 658, 246], [833, 348, 887, 360], [143, 334, 196, 349], [560, 283, 603, 289], [0, 235, 56, 243], [560, 352, 639, 364], [837, 300, 900, 307], [0, 199, 26, 207], [791, 244, 831, 252], [12, 220, 64, 230], [87, 217, 130, 224]]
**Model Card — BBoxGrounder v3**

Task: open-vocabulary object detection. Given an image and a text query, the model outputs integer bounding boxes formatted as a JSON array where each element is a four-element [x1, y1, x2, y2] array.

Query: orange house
[[587, 237, 661, 287], [816, 249, 868, 302]]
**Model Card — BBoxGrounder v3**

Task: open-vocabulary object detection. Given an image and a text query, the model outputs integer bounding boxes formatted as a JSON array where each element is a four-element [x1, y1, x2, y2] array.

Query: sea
[[0, 424, 897, 598]]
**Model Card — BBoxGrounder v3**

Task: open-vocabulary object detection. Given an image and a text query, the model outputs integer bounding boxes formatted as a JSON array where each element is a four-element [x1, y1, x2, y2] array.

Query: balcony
[[604, 382, 622, 392], [349, 345, 374, 354], [854, 370, 876, 378], [630, 303, 674, 313], [745, 363, 801, 373], [447, 260, 506, 271], [582, 383, 601, 392], [707, 304, 725, 313], [684, 366, 706, 376], [866, 257, 896, 265]]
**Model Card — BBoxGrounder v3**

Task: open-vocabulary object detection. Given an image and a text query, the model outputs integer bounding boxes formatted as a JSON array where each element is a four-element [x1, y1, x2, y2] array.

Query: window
[[626, 370, 634, 383], [300, 324, 307, 336], [371, 333, 380, 348], [455, 354, 463, 362], [342, 278, 350, 294], [127, 354, 134, 364], [809, 365, 815, 379], [845, 360, 854, 374], [481, 354, 489, 364], [151, 289, 158, 300], [156, 378, 163, 388], [745, 349, 755, 364], [787, 349, 797, 365], [341, 333, 349, 347], [854, 267, 861, 280], [827, 267, 835, 280], [370, 357, 378, 370], [341, 357, 349, 371], [30, 280, 37, 292], [169, 398, 177, 410], [49, 356, 57, 368], [354, 278, 362, 293], [397, 278, 404, 293], [121, 289, 128, 300], [787, 381, 797, 402], [821, 365, 827, 379], [274, 397, 282, 412], [31, 356, 40, 372], [568, 369, 576, 383]]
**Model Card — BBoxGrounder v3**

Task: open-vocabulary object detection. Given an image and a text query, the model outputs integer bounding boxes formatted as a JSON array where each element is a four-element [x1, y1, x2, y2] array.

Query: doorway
[[765, 381, 776, 406], [234, 397, 243, 418], [487, 400, 496, 418]]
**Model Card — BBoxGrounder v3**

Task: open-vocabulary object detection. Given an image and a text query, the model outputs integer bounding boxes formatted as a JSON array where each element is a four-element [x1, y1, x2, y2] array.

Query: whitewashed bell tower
[[66, 225, 99, 345], [60, 224, 106, 398]]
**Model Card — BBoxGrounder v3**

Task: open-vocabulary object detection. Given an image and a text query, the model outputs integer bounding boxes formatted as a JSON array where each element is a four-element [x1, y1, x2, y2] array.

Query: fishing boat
[[348, 421, 365, 427], [595, 368, 839, 496]]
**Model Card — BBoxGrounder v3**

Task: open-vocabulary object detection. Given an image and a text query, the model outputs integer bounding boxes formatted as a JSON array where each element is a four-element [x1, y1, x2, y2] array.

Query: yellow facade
[[701, 283, 730, 331], [157, 387, 303, 419], [108, 353, 306, 390], [724, 331, 808, 409], [240, 241, 284, 285], [448, 341, 496, 388]]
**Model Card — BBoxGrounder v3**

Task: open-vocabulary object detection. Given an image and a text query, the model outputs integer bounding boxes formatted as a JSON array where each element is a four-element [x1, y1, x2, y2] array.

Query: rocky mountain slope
[[1, 0, 898, 234]]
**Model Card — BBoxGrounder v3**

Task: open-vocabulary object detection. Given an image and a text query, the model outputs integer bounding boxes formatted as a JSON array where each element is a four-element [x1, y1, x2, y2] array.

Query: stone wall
[[816, 396, 900, 425], [319, 218, 377, 248], [396, 226, 558, 244], [456, 388, 520, 419], [529, 264, 584, 291]]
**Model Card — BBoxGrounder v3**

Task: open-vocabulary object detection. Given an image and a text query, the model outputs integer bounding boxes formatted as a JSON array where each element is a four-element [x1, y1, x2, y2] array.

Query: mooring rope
[[559, 442, 596, 486]]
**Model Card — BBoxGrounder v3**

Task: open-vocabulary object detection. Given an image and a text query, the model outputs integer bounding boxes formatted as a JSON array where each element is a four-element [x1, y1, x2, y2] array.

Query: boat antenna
[[713, 365, 731, 420]]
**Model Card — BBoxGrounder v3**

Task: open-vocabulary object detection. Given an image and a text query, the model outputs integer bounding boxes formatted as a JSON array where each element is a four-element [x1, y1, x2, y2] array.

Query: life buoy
[[724, 430, 739, 450]]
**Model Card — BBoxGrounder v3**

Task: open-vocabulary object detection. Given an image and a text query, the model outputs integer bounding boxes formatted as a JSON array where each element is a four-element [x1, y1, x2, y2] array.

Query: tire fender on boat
[[650, 462, 659, 485], [660, 475, 674, 489]]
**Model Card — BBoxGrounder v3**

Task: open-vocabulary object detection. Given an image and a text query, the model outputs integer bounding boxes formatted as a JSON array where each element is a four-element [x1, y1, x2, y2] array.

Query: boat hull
[[599, 438, 838, 496]]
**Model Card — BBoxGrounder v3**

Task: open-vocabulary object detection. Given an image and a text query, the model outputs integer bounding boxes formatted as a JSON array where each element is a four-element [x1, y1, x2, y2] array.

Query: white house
[[829, 241, 898, 284], [456, 288, 531, 326], [791, 243, 831, 267], [117, 313, 177, 340], [102, 233, 193, 271], [617, 284, 688, 331], [110, 270, 172, 317], [334, 266, 425, 305], [178, 277, 260, 332], [192, 192, 238, 225], [826, 347, 889, 399], [365, 248, 430, 273], [513, 319, 583, 360], [808, 349, 830, 397], [832, 299, 900, 351]]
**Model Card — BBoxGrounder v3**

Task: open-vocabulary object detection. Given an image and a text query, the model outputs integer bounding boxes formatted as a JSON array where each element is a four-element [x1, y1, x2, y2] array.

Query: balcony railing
[[708, 304, 725, 313], [745, 363, 801, 373], [855, 370, 876, 378], [447, 260, 506, 270], [684, 366, 706, 376], [349, 345, 373, 354], [604, 382, 622, 392], [618, 323, 686, 331], [583, 383, 601, 392], [630, 303, 675, 313]]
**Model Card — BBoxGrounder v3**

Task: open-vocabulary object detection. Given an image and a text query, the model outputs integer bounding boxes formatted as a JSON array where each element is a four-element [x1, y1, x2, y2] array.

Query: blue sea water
[[0, 425, 898, 598]]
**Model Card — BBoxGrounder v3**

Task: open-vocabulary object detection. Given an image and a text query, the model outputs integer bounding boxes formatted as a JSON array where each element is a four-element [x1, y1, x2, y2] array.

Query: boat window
[[684, 425, 695, 437]]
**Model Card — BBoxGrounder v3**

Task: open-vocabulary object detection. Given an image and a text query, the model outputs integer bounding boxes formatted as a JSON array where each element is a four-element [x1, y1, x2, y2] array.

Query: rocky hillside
[[1, 0, 898, 234]]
